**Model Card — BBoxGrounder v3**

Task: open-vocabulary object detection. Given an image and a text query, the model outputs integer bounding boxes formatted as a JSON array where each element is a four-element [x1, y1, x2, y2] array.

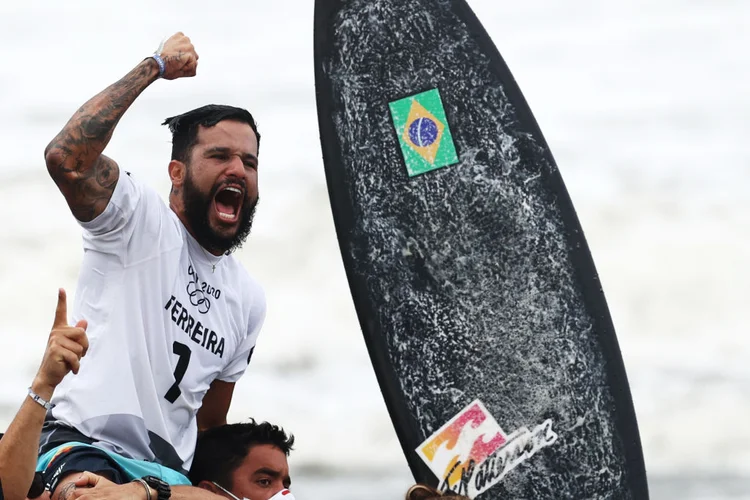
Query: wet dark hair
[[162, 104, 261, 164], [188, 420, 294, 488], [405, 484, 469, 500]]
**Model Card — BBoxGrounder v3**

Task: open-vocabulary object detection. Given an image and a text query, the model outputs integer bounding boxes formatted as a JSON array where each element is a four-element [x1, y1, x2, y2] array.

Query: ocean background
[[0, 0, 748, 498]]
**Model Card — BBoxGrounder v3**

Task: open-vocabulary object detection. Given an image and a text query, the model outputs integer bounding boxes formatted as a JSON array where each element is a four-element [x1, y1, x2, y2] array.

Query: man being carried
[[38, 31, 267, 492]]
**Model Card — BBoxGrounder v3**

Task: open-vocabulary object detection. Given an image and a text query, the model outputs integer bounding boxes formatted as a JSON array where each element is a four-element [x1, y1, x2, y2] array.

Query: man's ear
[[168, 160, 186, 187]]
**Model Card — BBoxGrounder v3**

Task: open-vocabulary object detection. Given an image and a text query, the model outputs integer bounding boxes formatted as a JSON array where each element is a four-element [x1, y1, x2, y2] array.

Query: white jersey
[[45, 171, 266, 475]]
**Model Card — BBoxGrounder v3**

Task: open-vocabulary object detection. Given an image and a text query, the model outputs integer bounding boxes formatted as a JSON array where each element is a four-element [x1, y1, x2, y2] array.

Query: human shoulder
[[78, 170, 174, 246]]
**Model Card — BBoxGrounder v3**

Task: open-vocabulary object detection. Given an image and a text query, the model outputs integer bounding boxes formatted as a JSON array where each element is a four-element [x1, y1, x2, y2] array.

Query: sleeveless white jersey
[[46, 171, 266, 475]]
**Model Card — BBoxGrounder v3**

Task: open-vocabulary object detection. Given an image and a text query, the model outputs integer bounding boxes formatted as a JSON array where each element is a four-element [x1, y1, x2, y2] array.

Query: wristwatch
[[142, 476, 172, 500]]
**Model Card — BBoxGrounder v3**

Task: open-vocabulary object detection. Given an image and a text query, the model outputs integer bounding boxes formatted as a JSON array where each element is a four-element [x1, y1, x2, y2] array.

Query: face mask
[[269, 490, 294, 500], [211, 482, 296, 500]]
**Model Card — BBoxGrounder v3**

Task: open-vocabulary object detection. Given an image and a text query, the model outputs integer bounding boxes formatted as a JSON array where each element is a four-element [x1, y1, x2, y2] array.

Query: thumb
[[53, 288, 68, 328], [75, 319, 88, 331], [73, 470, 101, 487]]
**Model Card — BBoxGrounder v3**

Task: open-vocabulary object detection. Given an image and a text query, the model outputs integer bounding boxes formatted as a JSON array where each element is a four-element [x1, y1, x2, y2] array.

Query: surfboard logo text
[[416, 399, 558, 498], [389, 88, 459, 177]]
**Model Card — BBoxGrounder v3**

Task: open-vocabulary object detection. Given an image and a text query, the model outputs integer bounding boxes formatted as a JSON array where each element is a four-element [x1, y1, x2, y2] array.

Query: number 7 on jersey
[[165, 341, 192, 403]]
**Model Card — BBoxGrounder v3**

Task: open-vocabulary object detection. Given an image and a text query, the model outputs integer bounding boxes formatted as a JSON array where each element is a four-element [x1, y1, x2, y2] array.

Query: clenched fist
[[32, 288, 89, 396], [156, 32, 199, 80]]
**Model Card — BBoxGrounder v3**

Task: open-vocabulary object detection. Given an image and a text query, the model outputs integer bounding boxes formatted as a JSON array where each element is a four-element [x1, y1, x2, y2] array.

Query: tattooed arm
[[43, 60, 156, 222], [44, 32, 199, 222]]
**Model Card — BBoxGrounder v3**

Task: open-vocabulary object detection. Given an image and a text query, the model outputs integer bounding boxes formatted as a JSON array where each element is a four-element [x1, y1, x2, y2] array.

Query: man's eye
[[257, 479, 271, 487]]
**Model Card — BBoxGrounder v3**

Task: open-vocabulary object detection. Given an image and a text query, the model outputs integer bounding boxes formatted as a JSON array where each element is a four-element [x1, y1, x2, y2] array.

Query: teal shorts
[[37, 442, 191, 486]]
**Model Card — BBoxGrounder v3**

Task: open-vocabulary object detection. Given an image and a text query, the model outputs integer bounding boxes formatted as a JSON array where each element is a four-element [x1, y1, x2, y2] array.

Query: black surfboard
[[313, 1, 649, 498]]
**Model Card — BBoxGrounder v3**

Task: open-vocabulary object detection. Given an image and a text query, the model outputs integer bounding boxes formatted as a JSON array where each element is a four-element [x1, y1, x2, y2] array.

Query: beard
[[182, 171, 257, 255]]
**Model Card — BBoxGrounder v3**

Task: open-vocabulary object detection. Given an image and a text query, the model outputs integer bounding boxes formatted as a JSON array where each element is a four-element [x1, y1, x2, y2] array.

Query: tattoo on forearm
[[58, 482, 77, 500], [46, 60, 155, 163], [45, 59, 158, 220]]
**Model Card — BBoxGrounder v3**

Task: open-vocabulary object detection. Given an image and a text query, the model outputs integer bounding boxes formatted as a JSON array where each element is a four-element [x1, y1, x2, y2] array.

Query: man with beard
[[36, 31, 266, 495]]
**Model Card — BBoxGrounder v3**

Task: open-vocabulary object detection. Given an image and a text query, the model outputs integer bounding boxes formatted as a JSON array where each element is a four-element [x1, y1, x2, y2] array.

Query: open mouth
[[213, 186, 243, 223]]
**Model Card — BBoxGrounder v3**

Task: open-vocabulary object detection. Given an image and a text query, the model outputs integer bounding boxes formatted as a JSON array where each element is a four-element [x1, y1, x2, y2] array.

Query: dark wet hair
[[188, 419, 294, 488], [405, 484, 469, 500], [162, 104, 261, 164]]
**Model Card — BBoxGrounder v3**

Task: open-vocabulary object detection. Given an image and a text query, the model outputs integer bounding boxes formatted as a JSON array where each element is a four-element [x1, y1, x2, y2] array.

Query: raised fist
[[157, 32, 199, 80]]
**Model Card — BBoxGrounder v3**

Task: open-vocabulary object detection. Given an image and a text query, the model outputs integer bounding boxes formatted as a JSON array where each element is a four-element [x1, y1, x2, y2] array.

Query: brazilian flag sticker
[[388, 88, 459, 177]]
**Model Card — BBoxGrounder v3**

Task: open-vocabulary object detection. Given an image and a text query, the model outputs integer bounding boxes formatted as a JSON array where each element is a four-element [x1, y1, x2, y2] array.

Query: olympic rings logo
[[186, 265, 222, 314]]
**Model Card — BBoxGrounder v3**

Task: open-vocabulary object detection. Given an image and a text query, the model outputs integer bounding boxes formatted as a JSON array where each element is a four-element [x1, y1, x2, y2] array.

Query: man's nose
[[225, 154, 246, 177]]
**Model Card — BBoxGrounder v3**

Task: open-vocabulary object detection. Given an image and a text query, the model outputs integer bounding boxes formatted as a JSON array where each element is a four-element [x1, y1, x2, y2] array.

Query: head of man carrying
[[163, 104, 261, 256], [404, 484, 470, 500], [189, 420, 294, 500]]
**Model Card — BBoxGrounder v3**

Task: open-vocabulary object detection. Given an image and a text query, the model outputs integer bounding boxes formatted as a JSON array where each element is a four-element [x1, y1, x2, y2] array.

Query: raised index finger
[[53, 288, 68, 328]]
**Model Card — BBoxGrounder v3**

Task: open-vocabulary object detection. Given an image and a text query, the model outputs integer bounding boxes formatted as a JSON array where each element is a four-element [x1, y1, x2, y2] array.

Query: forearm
[[172, 485, 227, 500], [44, 58, 159, 221], [45, 57, 159, 168], [0, 381, 53, 500]]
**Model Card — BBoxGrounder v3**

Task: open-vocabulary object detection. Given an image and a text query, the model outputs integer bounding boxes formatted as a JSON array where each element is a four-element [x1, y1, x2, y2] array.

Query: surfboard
[[313, 1, 649, 498]]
